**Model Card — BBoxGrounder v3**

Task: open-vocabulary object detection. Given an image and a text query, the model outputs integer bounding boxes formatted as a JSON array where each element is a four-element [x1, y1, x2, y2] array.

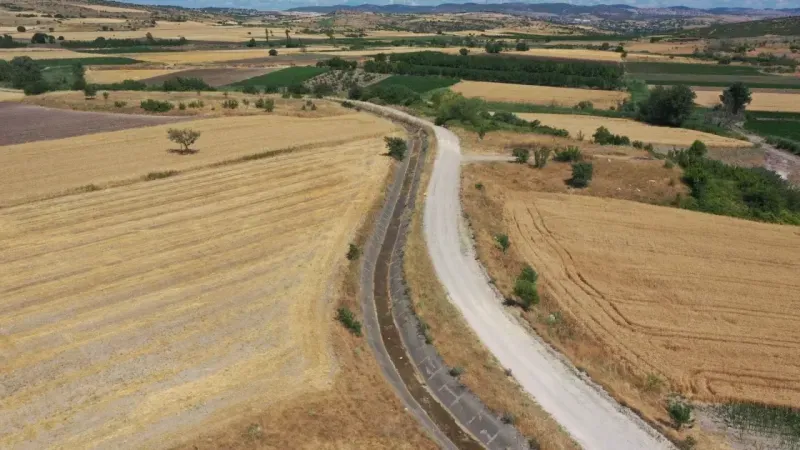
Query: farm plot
[[693, 89, 800, 112], [0, 48, 98, 60], [370, 75, 459, 93], [0, 89, 23, 102], [0, 112, 394, 206], [230, 66, 329, 89], [452, 80, 628, 109], [504, 193, 800, 407], [140, 67, 282, 87], [123, 48, 335, 64], [86, 69, 183, 84], [0, 134, 392, 449], [515, 112, 751, 147]]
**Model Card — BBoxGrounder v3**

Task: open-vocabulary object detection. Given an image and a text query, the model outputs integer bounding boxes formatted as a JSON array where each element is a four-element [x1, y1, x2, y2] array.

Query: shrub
[[83, 84, 97, 99], [140, 99, 173, 112], [569, 162, 594, 188], [593, 126, 630, 146], [254, 97, 275, 112], [385, 136, 407, 160], [268, 48, 278, 56], [553, 146, 582, 162], [17, 26, 25, 32], [512, 147, 530, 164], [449, 366, 464, 377], [668, 400, 693, 429], [632, 140, 644, 149], [22, 79, 49, 95], [221, 98, 239, 109], [494, 234, 510, 253], [242, 85, 259, 95], [346, 243, 360, 261], [514, 279, 539, 310], [501, 412, 516, 425], [533, 147, 552, 168], [144, 170, 178, 180], [113, 100, 127, 108], [459, 47, 469, 56], [515, 41, 530, 51], [187, 100, 204, 108], [336, 307, 362, 337], [638, 85, 696, 127], [178, 102, 186, 110], [167, 128, 201, 153], [574, 100, 594, 110]]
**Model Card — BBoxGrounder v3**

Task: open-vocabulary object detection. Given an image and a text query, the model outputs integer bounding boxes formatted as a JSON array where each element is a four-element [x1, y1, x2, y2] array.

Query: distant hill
[[681, 16, 800, 38], [287, 2, 799, 20]]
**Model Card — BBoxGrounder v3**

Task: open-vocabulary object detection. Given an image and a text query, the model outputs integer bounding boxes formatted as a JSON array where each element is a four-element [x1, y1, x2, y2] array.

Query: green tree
[[515, 41, 530, 51], [533, 147, 552, 168], [494, 234, 510, 253], [246, 38, 256, 47], [268, 48, 278, 56], [569, 162, 594, 188], [17, 26, 25, 32], [9, 56, 42, 90], [668, 400, 693, 430], [637, 85, 696, 127], [83, 84, 97, 99], [512, 147, 530, 164], [459, 47, 469, 56], [167, 128, 202, 153], [720, 82, 752, 115], [385, 136, 407, 160]]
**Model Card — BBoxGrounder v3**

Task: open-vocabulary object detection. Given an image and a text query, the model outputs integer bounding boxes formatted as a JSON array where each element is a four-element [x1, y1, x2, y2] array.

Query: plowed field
[[0, 134, 392, 449], [452, 81, 628, 109], [0, 112, 394, 206], [516, 113, 751, 147], [86, 69, 183, 84], [506, 193, 800, 406]]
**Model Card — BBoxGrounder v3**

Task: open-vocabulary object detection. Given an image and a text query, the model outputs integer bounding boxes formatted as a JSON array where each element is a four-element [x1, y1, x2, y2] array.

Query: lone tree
[[83, 84, 97, 99], [385, 136, 407, 160], [512, 147, 530, 164], [668, 400, 693, 430], [720, 82, 752, 116], [268, 48, 278, 56], [459, 47, 469, 56], [246, 38, 256, 47], [167, 128, 202, 154], [17, 26, 25, 32], [637, 85, 696, 127], [569, 162, 594, 188]]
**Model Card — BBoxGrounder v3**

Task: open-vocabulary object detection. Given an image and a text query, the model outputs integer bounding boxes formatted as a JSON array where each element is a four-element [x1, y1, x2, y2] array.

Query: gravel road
[[423, 125, 676, 450]]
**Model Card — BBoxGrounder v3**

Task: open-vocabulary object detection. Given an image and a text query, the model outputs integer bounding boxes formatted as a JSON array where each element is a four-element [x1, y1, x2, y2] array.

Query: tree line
[[363, 51, 625, 90]]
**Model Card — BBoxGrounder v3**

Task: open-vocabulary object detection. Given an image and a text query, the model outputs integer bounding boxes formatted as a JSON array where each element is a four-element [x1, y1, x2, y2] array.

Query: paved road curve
[[423, 125, 676, 450]]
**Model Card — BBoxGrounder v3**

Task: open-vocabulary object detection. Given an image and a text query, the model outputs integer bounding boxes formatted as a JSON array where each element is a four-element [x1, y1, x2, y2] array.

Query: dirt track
[[0, 103, 185, 146]]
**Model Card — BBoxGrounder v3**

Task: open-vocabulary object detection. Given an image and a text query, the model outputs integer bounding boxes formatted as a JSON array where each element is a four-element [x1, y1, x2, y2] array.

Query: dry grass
[[402, 132, 580, 450], [515, 48, 622, 62], [0, 132, 409, 449], [66, 2, 146, 13], [452, 81, 629, 109], [23, 90, 345, 119], [86, 68, 182, 84], [123, 47, 335, 64], [0, 88, 23, 101], [694, 89, 800, 112], [625, 40, 705, 55], [0, 111, 395, 206], [516, 113, 752, 148], [0, 48, 97, 60]]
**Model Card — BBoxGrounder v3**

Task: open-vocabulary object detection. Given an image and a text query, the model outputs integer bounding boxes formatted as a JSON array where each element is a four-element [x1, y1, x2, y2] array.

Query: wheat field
[[452, 81, 629, 109], [516, 113, 751, 147], [86, 69, 182, 84], [694, 89, 800, 112], [0, 131, 392, 449], [506, 193, 800, 406], [0, 48, 97, 60], [0, 112, 394, 206]]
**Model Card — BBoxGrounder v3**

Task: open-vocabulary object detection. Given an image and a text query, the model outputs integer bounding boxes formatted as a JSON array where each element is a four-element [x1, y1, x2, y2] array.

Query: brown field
[[504, 193, 800, 406], [514, 48, 622, 62], [85, 69, 183, 84], [0, 48, 97, 60], [0, 111, 393, 206], [66, 2, 146, 13], [0, 131, 404, 449], [452, 81, 628, 109], [516, 113, 751, 147], [625, 40, 704, 55], [139, 67, 282, 87], [694, 88, 800, 112]]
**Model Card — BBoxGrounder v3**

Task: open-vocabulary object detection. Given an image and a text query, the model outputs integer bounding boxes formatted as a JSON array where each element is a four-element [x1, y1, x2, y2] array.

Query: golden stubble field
[[0, 48, 98, 60], [85, 68, 182, 83], [0, 120, 407, 448], [504, 192, 800, 406], [0, 112, 392, 206], [516, 112, 752, 147], [452, 81, 629, 109], [694, 88, 800, 112]]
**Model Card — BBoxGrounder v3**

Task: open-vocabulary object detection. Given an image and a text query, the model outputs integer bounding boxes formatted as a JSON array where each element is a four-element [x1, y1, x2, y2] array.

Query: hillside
[[682, 16, 800, 38]]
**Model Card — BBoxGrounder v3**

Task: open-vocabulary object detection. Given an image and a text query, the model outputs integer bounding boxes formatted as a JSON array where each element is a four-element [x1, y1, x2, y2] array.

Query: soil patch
[[0, 103, 186, 146], [142, 68, 281, 87]]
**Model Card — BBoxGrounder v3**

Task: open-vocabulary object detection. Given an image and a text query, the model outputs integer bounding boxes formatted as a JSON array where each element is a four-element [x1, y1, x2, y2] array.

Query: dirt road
[[423, 125, 676, 450]]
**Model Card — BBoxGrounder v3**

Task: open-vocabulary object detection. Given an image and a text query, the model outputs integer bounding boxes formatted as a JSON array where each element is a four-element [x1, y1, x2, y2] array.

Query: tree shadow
[[167, 148, 199, 155]]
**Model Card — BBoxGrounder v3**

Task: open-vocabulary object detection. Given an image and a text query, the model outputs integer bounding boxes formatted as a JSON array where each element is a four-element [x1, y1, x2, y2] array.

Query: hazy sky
[[122, 0, 800, 11]]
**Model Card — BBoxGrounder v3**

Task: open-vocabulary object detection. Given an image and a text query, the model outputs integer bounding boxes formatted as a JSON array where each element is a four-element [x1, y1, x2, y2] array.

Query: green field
[[41, 66, 79, 90], [745, 112, 800, 141], [230, 66, 329, 88], [370, 75, 459, 93], [626, 62, 763, 76], [37, 57, 141, 67]]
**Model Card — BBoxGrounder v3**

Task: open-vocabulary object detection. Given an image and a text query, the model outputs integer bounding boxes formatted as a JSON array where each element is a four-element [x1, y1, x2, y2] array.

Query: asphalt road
[[423, 125, 676, 450]]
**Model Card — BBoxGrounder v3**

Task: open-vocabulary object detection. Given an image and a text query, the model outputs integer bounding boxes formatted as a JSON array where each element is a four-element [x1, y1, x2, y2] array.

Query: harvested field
[[140, 67, 282, 87], [0, 102, 184, 146], [694, 89, 800, 112], [516, 112, 752, 147], [86, 69, 183, 84], [67, 2, 146, 13], [0, 89, 23, 102], [624, 40, 705, 55], [503, 193, 800, 407], [515, 48, 622, 62], [0, 133, 396, 449], [0, 48, 97, 60], [452, 81, 628, 109], [0, 111, 393, 206], [123, 47, 335, 64]]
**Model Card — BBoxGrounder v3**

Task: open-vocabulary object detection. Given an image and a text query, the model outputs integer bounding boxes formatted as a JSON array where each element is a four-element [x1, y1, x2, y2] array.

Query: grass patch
[[717, 402, 800, 447], [745, 112, 800, 142], [335, 306, 363, 337], [370, 75, 459, 93], [36, 57, 140, 67], [229, 66, 329, 89], [144, 170, 179, 181]]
